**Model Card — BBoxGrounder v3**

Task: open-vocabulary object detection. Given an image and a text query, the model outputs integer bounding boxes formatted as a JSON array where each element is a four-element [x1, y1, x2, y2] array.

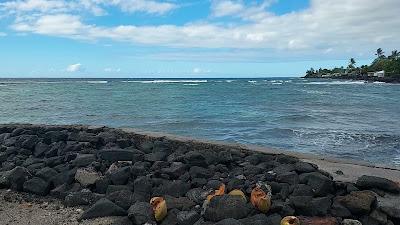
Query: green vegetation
[[305, 48, 400, 81]]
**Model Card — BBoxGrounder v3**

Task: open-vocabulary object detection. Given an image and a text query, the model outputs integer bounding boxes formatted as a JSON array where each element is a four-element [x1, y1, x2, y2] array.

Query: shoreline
[[118, 126, 400, 182], [303, 75, 400, 83], [1, 123, 400, 225]]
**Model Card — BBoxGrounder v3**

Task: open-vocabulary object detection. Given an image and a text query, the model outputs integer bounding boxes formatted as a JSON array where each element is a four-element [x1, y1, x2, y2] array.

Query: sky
[[0, 0, 399, 78]]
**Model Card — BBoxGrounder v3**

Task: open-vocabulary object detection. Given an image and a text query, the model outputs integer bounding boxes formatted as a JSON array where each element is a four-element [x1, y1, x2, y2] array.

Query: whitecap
[[122, 80, 207, 84], [183, 84, 199, 86], [306, 81, 366, 85], [86, 81, 108, 84], [248, 80, 257, 83]]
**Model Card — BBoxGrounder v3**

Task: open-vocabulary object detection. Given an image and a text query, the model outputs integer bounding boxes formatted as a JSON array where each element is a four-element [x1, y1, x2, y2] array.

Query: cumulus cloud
[[2, 0, 400, 60], [66, 63, 82, 72]]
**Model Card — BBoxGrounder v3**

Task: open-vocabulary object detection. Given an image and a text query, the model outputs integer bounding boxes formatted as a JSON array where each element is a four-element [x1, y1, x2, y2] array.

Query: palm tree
[[389, 50, 399, 60], [350, 58, 356, 67], [375, 48, 385, 58]]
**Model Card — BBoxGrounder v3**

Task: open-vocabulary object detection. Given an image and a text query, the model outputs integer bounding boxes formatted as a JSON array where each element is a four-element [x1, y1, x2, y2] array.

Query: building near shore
[[368, 70, 385, 78]]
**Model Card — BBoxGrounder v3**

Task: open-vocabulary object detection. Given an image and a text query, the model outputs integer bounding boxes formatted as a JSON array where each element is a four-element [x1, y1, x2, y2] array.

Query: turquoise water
[[1, 78, 399, 165]]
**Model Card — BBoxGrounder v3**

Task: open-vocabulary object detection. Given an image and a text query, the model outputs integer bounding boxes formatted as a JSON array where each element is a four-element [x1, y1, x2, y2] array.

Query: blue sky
[[0, 0, 399, 78]]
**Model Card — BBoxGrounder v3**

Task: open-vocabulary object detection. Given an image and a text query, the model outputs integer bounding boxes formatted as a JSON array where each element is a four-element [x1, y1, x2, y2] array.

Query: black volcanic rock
[[204, 195, 250, 222], [23, 177, 50, 196], [337, 190, 377, 215], [356, 175, 400, 193], [79, 198, 127, 220], [8, 166, 31, 191], [128, 202, 154, 225]]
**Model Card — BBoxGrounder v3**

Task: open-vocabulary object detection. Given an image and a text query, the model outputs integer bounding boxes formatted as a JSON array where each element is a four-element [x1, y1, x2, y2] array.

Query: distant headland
[[304, 48, 400, 83]]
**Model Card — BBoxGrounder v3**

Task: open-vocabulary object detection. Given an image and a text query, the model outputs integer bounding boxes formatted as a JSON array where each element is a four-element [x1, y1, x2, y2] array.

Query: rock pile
[[0, 124, 399, 225]]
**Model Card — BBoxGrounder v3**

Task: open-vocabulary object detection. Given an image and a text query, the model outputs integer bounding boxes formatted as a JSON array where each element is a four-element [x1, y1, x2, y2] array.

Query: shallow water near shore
[[1, 77, 399, 165]]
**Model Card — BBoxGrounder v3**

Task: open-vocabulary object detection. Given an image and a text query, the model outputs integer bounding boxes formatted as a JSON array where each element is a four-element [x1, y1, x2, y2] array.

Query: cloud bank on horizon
[[0, 0, 399, 77]]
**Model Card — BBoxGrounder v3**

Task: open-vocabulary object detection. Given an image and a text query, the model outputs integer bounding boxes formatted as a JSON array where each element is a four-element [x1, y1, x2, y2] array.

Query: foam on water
[[122, 80, 207, 84], [306, 81, 367, 85], [86, 81, 108, 84]]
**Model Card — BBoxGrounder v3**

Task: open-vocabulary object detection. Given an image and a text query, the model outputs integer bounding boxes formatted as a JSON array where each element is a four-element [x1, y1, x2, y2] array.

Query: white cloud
[[211, 0, 244, 17], [0, 0, 176, 16], [66, 63, 82, 72], [0, 32, 6, 37], [104, 67, 121, 72], [108, 0, 177, 14], [192, 67, 210, 74], [3, 0, 400, 60]]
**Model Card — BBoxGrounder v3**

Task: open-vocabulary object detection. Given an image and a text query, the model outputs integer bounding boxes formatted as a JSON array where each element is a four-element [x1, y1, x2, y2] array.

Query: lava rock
[[35, 167, 58, 182], [204, 195, 250, 222], [153, 180, 190, 198], [239, 214, 269, 225], [64, 189, 103, 207], [71, 154, 96, 167], [165, 196, 196, 210], [107, 190, 135, 210], [215, 218, 243, 225], [290, 196, 332, 216], [8, 166, 31, 191], [79, 198, 127, 221], [342, 219, 362, 225], [109, 166, 131, 185], [184, 151, 207, 167], [186, 188, 210, 204], [23, 177, 50, 195], [133, 176, 152, 202], [98, 148, 141, 162], [356, 175, 400, 193], [75, 167, 101, 187], [177, 210, 201, 225], [128, 202, 154, 225], [300, 172, 334, 197], [337, 190, 377, 215], [161, 162, 187, 179]]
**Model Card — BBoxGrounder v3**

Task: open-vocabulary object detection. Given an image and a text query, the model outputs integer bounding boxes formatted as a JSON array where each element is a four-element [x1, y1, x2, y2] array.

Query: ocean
[[1, 78, 399, 165]]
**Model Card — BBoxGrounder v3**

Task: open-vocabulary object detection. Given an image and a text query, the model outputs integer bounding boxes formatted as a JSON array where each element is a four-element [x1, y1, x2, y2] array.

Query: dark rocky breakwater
[[0, 124, 399, 225]]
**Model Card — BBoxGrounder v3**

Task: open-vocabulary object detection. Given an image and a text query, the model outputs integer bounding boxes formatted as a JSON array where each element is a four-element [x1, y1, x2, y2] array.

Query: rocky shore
[[0, 124, 399, 225]]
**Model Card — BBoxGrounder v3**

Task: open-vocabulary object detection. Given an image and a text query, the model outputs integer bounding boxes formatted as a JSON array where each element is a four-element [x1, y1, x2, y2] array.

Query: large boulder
[[336, 190, 377, 215], [64, 189, 103, 207], [8, 166, 31, 191], [356, 175, 400, 193], [300, 172, 334, 197], [133, 176, 152, 202], [204, 195, 250, 222], [23, 177, 50, 195], [184, 151, 207, 167], [75, 167, 101, 187], [128, 202, 155, 225], [71, 154, 96, 167], [107, 190, 135, 210], [79, 198, 127, 221], [35, 167, 58, 182], [109, 166, 131, 185], [290, 196, 332, 216]]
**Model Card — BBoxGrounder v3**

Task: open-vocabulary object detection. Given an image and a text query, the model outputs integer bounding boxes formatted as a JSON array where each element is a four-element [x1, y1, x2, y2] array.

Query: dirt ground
[[0, 189, 132, 225]]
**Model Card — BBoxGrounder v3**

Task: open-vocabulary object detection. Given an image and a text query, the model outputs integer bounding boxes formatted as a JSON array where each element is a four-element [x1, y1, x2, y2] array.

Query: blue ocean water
[[1, 78, 399, 165]]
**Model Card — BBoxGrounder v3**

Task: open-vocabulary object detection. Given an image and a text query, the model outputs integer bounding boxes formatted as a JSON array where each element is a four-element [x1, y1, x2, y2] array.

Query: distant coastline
[[303, 48, 400, 83]]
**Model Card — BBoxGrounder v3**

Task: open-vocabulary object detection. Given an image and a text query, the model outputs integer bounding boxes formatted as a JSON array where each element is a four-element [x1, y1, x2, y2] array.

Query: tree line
[[305, 48, 400, 78]]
